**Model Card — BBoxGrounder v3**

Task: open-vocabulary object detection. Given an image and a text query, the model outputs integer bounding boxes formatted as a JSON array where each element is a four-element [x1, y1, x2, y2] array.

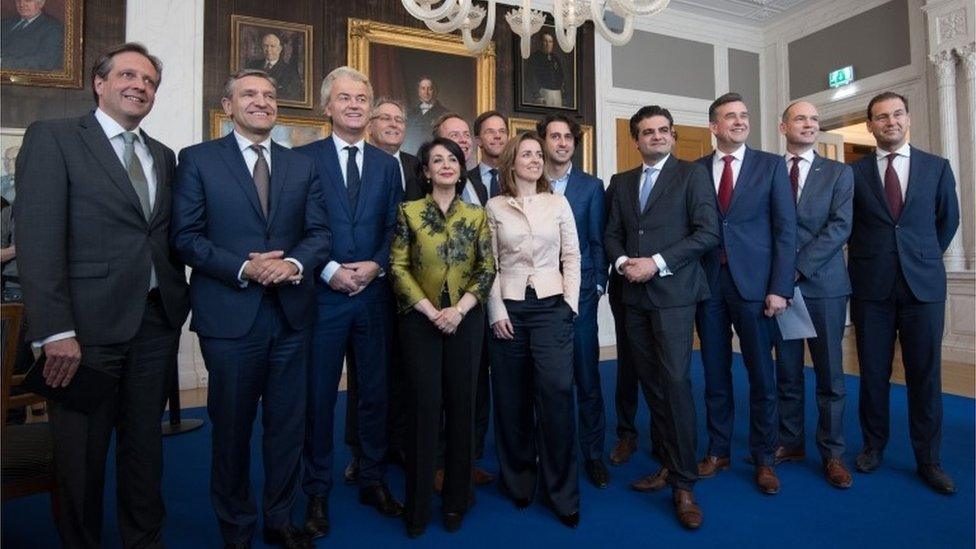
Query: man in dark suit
[[537, 113, 610, 488], [368, 97, 423, 201], [296, 66, 405, 539], [849, 92, 959, 494], [172, 69, 330, 548], [434, 113, 481, 190], [404, 76, 448, 155], [0, 0, 64, 70], [245, 33, 300, 100], [695, 92, 796, 494], [14, 42, 189, 548], [773, 101, 854, 489], [605, 105, 719, 528]]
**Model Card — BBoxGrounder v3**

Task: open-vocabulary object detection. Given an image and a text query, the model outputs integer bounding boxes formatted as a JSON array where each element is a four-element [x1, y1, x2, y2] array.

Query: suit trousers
[[400, 305, 483, 528], [304, 294, 391, 497], [199, 293, 307, 544], [490, 290, 579, 515], [573, 288, 606, 461], [473, 320, 492, 459], [774, 295, 848, 459], [853, 268, 944, 465], [608, 284, 657, 453], [625, 299, 698, 490], [49, 294, 178, 549], [696, 265, 778, 465]]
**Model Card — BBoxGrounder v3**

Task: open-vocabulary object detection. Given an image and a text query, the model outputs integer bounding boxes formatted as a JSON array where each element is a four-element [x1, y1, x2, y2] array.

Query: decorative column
[[958, 43, 976, 270], [929, 49, 966, 271]]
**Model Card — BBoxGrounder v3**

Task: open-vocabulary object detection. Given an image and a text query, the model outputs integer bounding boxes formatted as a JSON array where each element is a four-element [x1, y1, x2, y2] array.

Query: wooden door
[[615, 118, 712, 172]]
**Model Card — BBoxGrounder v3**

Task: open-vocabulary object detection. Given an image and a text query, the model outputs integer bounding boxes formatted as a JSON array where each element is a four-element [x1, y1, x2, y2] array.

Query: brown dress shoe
[[630, 466, 669, 492], [697, 455, 731, 478], [824, 458, 853, 489], [672, 489, 703, 530], [474, 466, 495, 485], [755, 466, 780, 495], [433, 469, 444, 493], [774, 445, 806, 465], [609, 437, 637, 466]]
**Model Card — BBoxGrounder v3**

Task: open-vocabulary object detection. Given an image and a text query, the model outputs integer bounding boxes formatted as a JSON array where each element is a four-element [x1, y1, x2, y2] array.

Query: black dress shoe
[[263, 524, 311, 549], [917, 464, 956, 494], [854, 448, 883, 473], [359, 484, 405, 517], [556, 511, 580, 529], [344, 457, 360, 484], [304, 495, 330, 539], [584, 459, 611, 488], [405, 522, 426, 538], [514, 496, 532, 510], [443, 512, 463, 532], [386, 448, 407, 468]]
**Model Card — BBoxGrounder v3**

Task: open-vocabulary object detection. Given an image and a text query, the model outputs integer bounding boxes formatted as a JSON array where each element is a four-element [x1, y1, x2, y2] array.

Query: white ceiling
[[666, 0, 813, 26]]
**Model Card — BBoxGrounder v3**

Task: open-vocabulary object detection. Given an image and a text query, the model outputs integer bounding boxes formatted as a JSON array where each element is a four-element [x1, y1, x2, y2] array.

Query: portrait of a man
[[231, 14, 312, 108], [528, 32, 564, 106], [245, 32, 301, 100], [404, 76, 449, 154], [0, 0, 65, 71], [517, 24, 578, 112]]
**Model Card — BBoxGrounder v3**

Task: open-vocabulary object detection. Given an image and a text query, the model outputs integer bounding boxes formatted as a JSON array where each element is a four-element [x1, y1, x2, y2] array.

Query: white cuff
[[34, 330, 76, 349], [614, 256, 629, 274], [321, 261, 341, 283], [284, 257, 304, 275], [237, 261, 250, 288], [652, 254, 672, 277]]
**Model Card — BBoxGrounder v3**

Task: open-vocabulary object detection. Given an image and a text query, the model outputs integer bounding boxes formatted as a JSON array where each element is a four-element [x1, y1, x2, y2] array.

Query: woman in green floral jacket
[[389, 137, 495, 538]]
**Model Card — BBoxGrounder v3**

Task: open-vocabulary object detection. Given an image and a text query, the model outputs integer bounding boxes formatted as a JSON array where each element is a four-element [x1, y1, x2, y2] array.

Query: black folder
[[21, 354, 119, 414]]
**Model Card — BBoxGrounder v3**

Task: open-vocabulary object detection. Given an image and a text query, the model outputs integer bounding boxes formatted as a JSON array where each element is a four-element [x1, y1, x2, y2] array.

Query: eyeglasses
[[371, 114, 406, 125]]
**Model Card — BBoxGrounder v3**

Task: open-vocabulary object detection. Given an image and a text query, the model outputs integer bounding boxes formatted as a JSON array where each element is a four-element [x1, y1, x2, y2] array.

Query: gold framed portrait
[[209, 110, 329, 149], [0, 0, 84, 88], [508, 117, 593, 174], [230, 14, 314, 109]]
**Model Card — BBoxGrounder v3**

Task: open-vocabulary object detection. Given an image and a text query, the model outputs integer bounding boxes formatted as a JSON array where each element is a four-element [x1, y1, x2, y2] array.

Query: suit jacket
[[466, 167, 490, 206], [696, 147, 796, 301], [400, 151, 425, 202], [246, 58, 300, 100], [170, 133, 330, 339], [605, 157, 719, 308], [848, 146, 959, 302], [294, 136, 402, 304], [0, 13, 64, 70], [604, 177, 625, 305], [14, 113, 189, 344], [793, 154, 853, 299], [562, 168, 608, 292]]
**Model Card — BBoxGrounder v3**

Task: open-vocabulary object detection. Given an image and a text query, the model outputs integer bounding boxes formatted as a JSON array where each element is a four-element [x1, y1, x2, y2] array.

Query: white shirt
[[550, 164, 572, 196], [332, 133, 364, 187], [419, 101, 433, 115], [711, 144, 746, 194], [392, 150, 406, 191], [613, 154, 672, 278], [875, 142, 910, 198], [784, 148, 816, 201]]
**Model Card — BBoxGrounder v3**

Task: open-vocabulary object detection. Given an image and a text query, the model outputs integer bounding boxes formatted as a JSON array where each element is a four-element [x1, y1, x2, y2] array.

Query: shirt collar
[[719, 144, 746, 162], [876, 142, 911, 160], [643, 154, 670, 173], [392, 150, 402, 161], [232, 130, 272, 153], [479, 162, 497, 177], [95, 108, 143, 144], [785, 148, 815, 164], [549, 163, 573, 185], [333, 133, 365, 155]]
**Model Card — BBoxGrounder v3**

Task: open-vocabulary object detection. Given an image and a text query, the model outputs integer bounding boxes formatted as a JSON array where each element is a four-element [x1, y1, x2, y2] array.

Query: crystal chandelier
[[401, 0, 670, 58]]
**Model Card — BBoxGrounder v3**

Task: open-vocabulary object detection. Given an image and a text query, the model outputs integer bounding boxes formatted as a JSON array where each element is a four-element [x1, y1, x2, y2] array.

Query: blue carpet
[[4, 352, 974, 548]]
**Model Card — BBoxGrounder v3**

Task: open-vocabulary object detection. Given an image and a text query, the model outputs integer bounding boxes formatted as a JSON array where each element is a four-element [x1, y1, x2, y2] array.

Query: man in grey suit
[[14, 43, 189, 548], [772, 101, 854, 488]]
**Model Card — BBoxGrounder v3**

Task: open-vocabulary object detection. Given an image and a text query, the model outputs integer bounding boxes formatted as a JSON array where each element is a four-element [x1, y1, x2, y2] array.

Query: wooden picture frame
[[508, 117, 593, 174], [209, 110, 329, 149], [230, 14, 313, 109], [0, 0, 84, 88], [514, 20, 580, 114]]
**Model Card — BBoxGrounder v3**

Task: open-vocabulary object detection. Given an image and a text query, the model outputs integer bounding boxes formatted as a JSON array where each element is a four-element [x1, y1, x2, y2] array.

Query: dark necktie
[[345, 145, 361, 206], [122, 131, 152, 219], [717, 155, 734, 215], [884, 153, 903, 220], [250, 144, 270, 217], [489, 168, 499, 198], [790, 156, 801, 204]]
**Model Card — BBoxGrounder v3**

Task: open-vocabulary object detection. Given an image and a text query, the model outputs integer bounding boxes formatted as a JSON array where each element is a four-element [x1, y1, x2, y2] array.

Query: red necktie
[[717, 155, 735, 214], [789, 157, 800, 204], [884, 153, 903, 220]]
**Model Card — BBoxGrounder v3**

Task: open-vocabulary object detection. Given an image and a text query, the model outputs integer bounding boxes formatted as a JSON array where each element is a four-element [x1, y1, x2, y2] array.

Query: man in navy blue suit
[[171, 69, 331, 548], [849, 92, 959, 494], [295, 66, 405, 539], [537, 113, 610, 488], [695, 92, 796, 495], [773, 101, 854, 489]]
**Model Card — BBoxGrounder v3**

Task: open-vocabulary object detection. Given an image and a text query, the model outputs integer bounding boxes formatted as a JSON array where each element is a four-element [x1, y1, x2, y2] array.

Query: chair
[[1, 302, 58, 518]]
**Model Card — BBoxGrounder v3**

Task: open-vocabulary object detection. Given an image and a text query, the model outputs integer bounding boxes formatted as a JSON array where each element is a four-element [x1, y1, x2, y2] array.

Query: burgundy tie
[[884, 153, 903, 220], [789, 157, 800, 204], [717, 155, 735, 214]]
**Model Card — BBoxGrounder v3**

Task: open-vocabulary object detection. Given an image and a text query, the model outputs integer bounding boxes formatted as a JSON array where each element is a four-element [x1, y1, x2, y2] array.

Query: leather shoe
[[433, 468, 444, 493], [405, 523, 426, 539], [263, 524, 311, 549], [513, 496, 532, 510], [304, 495, 330, 539], [697, 455, 731, 478], [917, 464, 956, 494], [474, 466, 495, 485], [359, 484, 405, 517], [672, 489, 703, 530], [755, 465, 780, 495], [824, 458, 853, 489], [609, 437, 637, 466], [556, 511, 580, 529], [343, 457, 360, 485], [774, 445, 806, 465], [584, 459, 611, 488], [854, 448, 883, 473], [443, 512, 463, 532], [630, 466, 669, 492]]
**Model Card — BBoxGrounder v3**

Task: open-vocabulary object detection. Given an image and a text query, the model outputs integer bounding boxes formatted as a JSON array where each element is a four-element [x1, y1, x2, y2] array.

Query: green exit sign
[[829, 66, 854, 88]]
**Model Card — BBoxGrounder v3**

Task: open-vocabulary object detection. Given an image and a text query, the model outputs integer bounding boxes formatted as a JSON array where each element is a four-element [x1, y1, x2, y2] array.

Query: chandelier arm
[[517, 0, 535, 59], [553, 0, 579, 53], [461, 0, 497, 53], [423, 0, 473, 33], [589, 0, 635, 46], [610, 0, 670, 17], [401, 0, 460, 22]]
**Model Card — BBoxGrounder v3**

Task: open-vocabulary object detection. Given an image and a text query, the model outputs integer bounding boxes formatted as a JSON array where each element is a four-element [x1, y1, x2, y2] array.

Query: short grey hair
[[372, 96, 406, 116], [319, 66, 373, 112], [223, 69, 278, 99]]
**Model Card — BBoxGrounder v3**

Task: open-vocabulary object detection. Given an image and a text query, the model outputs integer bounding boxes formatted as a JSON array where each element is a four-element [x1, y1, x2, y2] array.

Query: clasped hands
[[620, 257, 659, 283], [244, 250, 300, 286], [328, 261, 381, 296], [427, 306, 464, 335]]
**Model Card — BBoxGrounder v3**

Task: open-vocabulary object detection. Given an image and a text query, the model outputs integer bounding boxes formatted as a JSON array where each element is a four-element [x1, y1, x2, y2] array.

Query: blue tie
[[639, 167, 656, 212], [345, 146, 361, 207]]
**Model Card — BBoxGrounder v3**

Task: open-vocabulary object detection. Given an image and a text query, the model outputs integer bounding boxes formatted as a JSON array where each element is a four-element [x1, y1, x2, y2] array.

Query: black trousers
[[608, 283, 657, 454], [625, 299, 698, 490], [490, 290, 578, 515], [853, 269, 945, 465], [49, 294, 179, 549], [400, 305, 483, 528]]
